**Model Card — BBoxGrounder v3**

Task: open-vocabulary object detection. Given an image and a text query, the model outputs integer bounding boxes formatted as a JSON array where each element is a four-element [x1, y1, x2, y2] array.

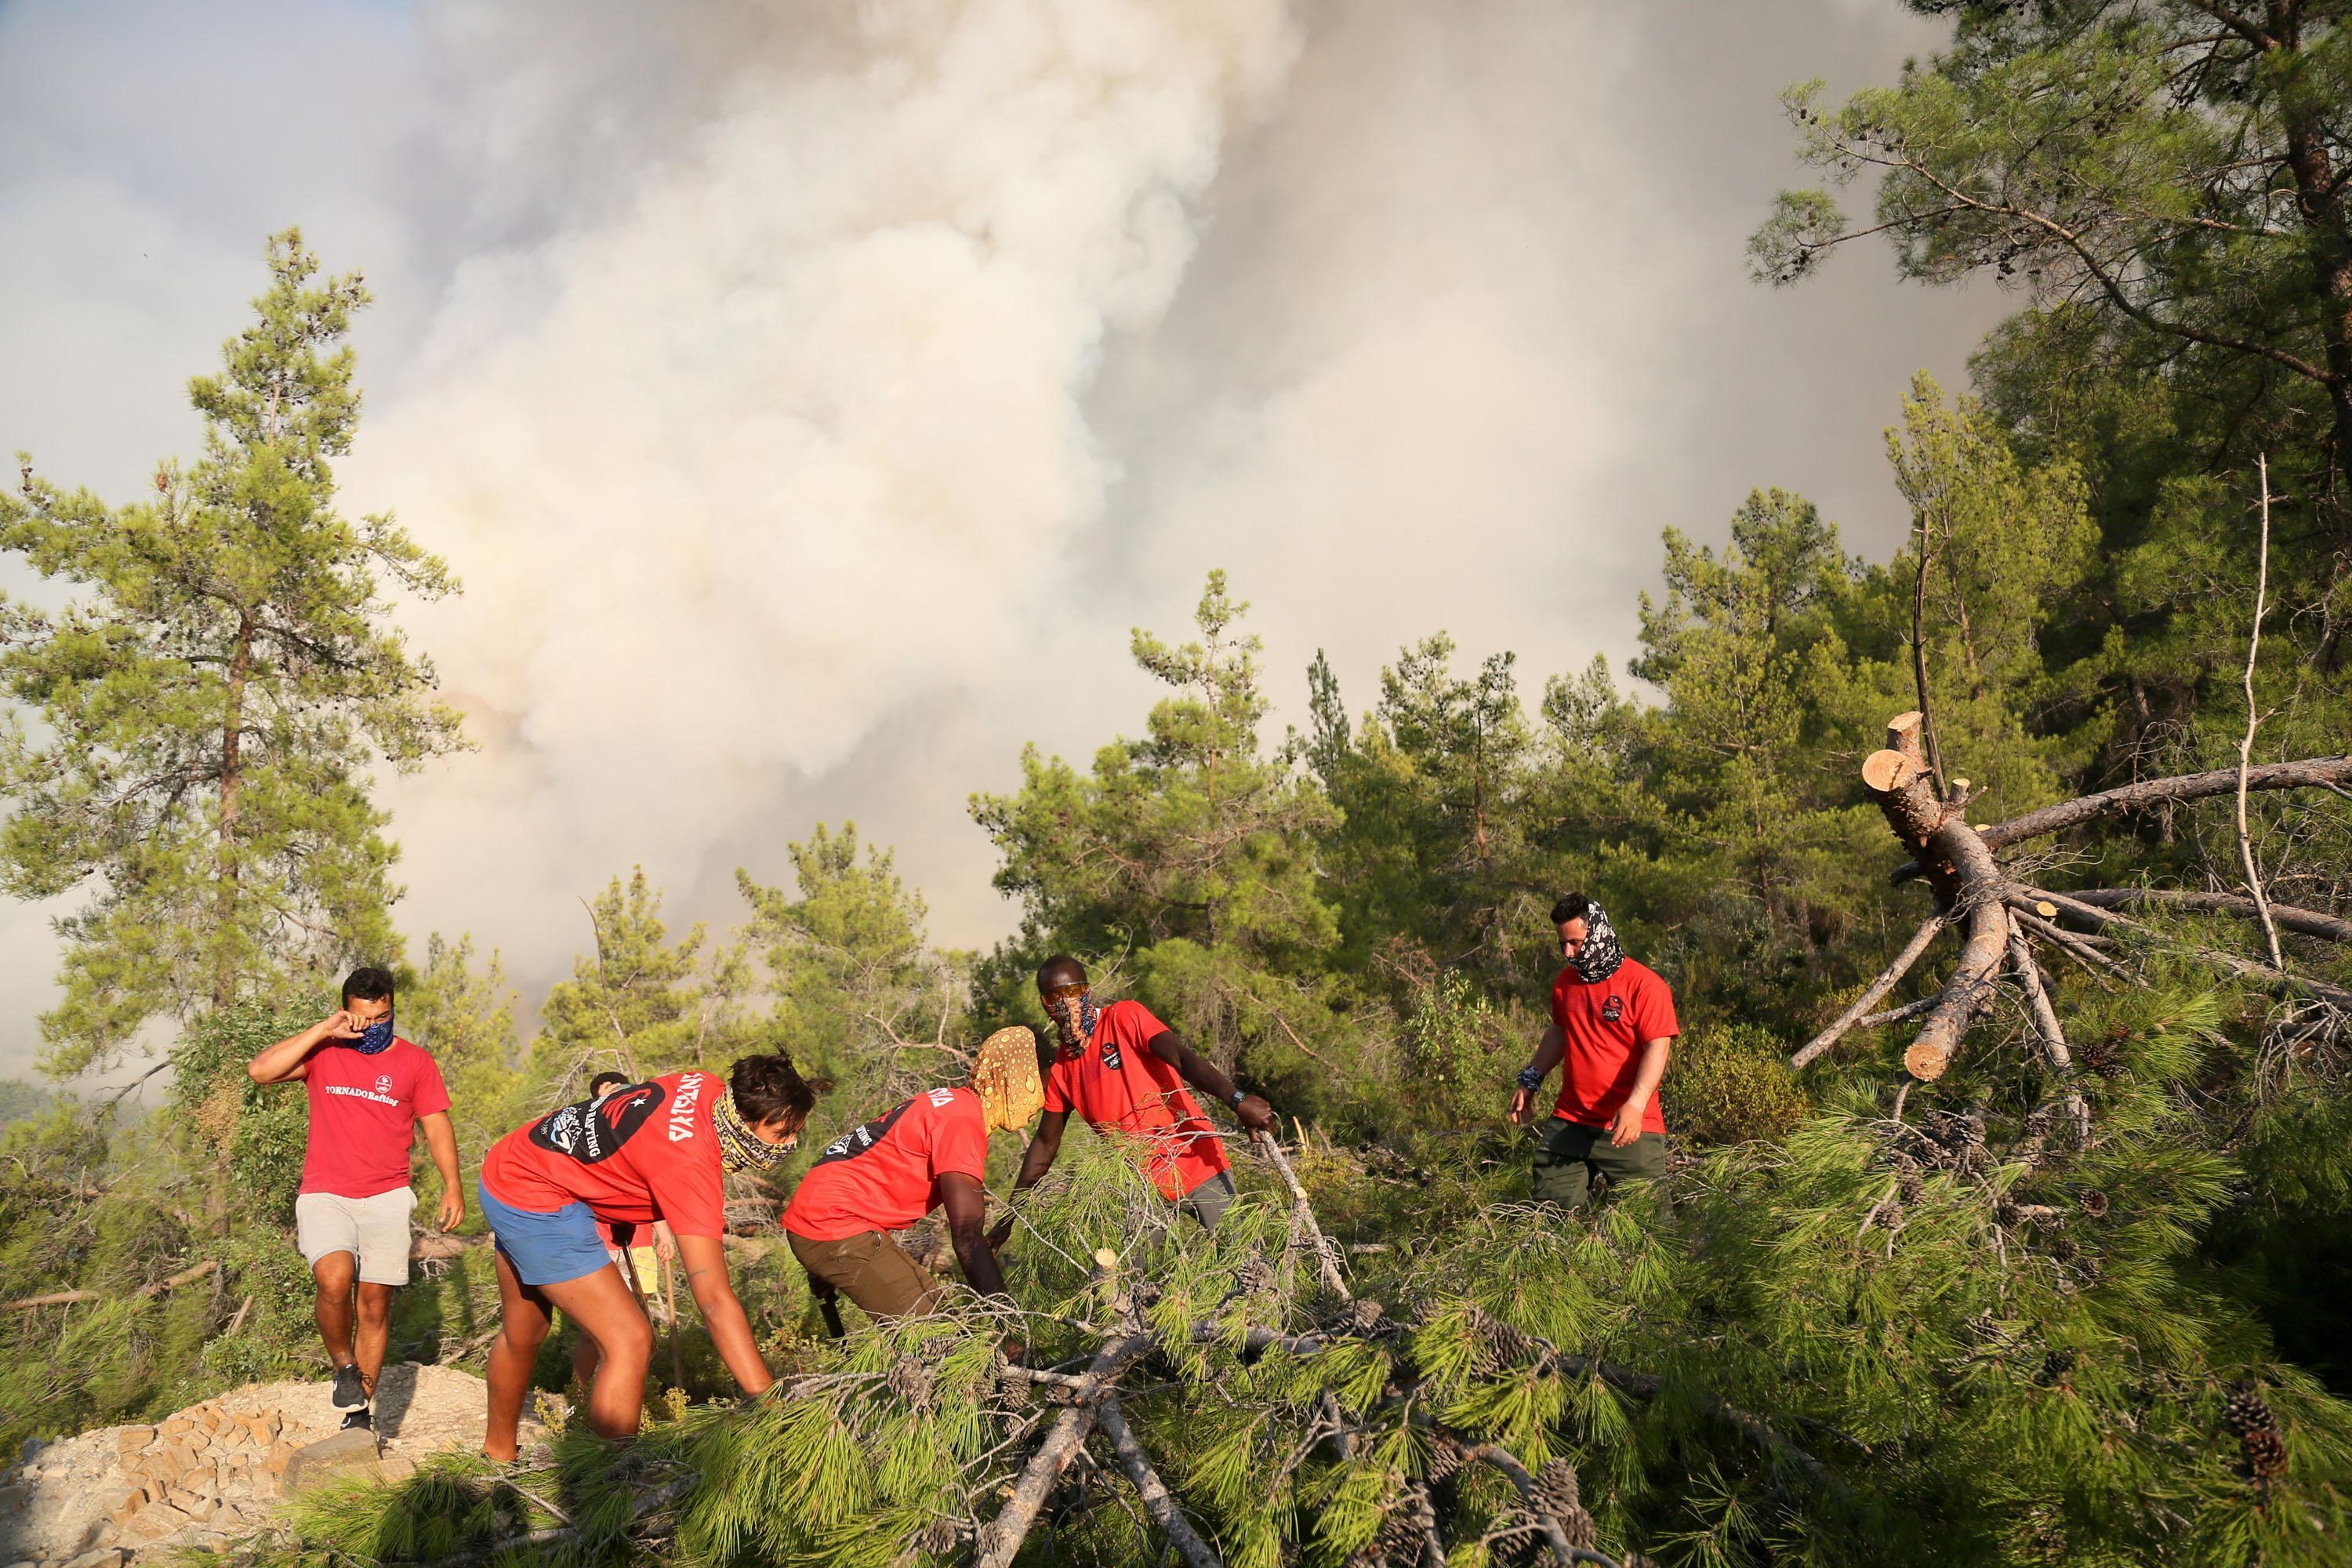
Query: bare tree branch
[[2236, 454, 2288, 969]]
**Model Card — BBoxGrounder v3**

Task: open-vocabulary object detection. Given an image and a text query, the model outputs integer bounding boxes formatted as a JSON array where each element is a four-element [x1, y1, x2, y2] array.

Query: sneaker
[[340, 1406, 373, 1432], [330, 1364, 368, 1410]]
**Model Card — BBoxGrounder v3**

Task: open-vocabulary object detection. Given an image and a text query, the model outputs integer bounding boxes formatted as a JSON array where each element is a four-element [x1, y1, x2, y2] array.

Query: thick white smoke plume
[[360, 0, 1302, 956]]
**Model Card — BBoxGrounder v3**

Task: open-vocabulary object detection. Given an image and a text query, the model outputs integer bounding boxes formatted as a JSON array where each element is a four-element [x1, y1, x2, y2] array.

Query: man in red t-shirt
[[1002, 956, 1276, 1232], [782, 1027, 1040, 1319], [246, 967, 463, 1429], [1507, 895, 1678, 1208]]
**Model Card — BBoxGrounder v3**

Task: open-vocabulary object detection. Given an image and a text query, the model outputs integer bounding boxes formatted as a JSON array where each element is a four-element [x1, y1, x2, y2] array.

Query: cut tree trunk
[[1860, 713, 2010, 1081]]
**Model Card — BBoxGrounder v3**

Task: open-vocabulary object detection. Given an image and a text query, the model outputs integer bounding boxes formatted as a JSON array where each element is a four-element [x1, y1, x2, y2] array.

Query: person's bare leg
[[354, 1282, 397, 1396], [313, 1250, 358, 1369], [535, 1267, 655, 1441], [571, 1319, 602, 1395], [484, 1248, 553, 1463]]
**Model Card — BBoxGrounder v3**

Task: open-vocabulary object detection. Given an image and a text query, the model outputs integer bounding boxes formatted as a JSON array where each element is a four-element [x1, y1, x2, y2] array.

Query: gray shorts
[[1179, 1170, 1238, 1229], [296, 1186, 416, 1286]]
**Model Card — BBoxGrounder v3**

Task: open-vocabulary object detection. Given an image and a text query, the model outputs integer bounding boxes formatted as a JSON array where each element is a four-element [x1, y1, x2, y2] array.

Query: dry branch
[[1929, 757, 2352, 858], [2060, 887, 2352, 944], [1254, 1131, 1351, 1301], [977, 1330, 1157, 1568], [2024, 886, 2352, 1011], [7, 1258, 217, 1311], [1793, 913, 1946, 1067], [2236, 455, 2286, 970], [1098, 1394, 1224, 1568]]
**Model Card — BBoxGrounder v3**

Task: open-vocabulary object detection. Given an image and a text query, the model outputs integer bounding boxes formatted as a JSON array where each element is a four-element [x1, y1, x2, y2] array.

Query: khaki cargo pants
[[1531, 1120, 1668, 1210], [789, 1229, 945, 1319]]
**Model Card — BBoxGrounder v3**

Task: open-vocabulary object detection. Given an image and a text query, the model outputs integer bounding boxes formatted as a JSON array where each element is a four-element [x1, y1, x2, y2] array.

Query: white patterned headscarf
[[1569, 901, 1625, 984]]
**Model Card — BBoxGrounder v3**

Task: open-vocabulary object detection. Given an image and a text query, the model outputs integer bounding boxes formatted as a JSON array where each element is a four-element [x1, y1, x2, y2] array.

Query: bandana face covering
[[1569, 903, 1626, 985], [713, 1088, 794, 1173], [1045, 993, 1101, 1059], [352, 1011, 396, 1055]]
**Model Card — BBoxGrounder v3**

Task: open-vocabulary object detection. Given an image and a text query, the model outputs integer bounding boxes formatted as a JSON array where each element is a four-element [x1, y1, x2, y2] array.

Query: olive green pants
[[1530, 1120, 1668, 1209], [789, 1229, 944, 1319]]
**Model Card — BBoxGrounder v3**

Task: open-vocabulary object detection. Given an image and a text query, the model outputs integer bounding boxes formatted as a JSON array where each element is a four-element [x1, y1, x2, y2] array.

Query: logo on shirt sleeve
[[1601, 996, 1624, 1023]]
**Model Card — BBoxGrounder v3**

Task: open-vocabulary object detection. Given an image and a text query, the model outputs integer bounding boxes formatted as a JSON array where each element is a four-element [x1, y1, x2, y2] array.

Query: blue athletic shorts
[[477, 1178, 612, 1287]]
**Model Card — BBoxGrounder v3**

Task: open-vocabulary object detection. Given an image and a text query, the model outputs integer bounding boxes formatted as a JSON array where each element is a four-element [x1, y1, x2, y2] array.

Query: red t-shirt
[[1548, 959, 1678, 1134], [782, 1087, 990, 1243], [480, 1070, 728, 1238], [297, 1037, 451, 1200], [1044, 1000, 1229, 1201]]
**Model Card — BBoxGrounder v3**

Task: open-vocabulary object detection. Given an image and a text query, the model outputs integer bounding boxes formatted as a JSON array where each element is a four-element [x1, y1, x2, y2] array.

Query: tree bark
[[1965, 757, 2352, 854], [1098, 1395, 1224, 1568], [212, 612, 255, 1008], [7, 1258, 217, 1311]]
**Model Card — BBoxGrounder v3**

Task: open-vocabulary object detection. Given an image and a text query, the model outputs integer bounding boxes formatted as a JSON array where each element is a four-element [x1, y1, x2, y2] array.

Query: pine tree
[[0, 229, 465, 1076]]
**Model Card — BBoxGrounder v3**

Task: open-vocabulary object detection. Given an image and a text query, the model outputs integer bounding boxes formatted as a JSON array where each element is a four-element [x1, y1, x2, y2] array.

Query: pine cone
[[915, 1519, 960, 1557], [1470, 1308, 1538, 1370], [1426, 1433, 1466, 1482], [887, 1352, 936, 1410], [1532, 1460, 1596, 1548], [1995, 1198, 2022, 1228], [2223, 1381, 2273, 1439], [2242, 1426, 2288, 1481], [2078, 1189, 2111, 1218], [1900, 1171, 1926, 1206], [2038, 1348, 2077, 1386], [2049, 1235, 2080, 1264]]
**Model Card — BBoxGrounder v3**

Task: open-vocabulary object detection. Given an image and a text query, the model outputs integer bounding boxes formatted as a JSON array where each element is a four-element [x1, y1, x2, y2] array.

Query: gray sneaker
[[331, 1363, 368, 1410]]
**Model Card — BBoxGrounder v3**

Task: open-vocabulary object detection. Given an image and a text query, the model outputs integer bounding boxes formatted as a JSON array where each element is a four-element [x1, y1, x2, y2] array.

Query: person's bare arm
[[940, 1173, 1008, 1299], [676, 1233, 773, 1396], [1011, 1110, 1069, 1192], [1145, 1029, 1275, 1134], [246, 1011, 358, 1084], [1508, 1023, 1568, 1125], [989, 1110, 1070, 1250], [419, 1111, 465, 1229], [1606, 1037, 1673, 1148]]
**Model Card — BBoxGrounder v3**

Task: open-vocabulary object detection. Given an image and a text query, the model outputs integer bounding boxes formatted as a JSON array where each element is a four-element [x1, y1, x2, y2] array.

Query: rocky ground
[[0, 1362, 542, 1566]]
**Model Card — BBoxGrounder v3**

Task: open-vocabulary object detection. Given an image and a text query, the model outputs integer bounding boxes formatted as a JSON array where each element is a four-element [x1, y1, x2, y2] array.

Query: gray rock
[[61, 1550, 127, 1568]]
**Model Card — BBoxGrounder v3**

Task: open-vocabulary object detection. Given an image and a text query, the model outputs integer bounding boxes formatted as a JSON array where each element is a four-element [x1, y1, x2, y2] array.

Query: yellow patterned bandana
[[972, 1026, 1044, 1133], [713, 1087, 794, 1173]]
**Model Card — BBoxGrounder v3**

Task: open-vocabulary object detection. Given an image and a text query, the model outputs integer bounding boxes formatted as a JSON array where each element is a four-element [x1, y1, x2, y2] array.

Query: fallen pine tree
[[204, 1085, 2352, 1568]]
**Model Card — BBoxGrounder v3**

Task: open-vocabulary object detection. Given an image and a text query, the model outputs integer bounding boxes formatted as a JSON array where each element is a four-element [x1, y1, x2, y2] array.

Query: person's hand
[[1234, 1094, 1276, 1135], [1508, 1085, 1535, 1126], [652, 1219, 678, 1262], [320, 1008, 362, 1040], [1000, 1337, 1026, 1367], [1608, 1101, 1645, 1149], [437, 1185, 466, 1231], [985, 1214, 1014, 1252]]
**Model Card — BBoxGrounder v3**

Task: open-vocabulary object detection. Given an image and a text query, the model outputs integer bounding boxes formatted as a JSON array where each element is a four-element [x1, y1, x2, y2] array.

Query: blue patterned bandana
[[354, 1011, 396, 1055]]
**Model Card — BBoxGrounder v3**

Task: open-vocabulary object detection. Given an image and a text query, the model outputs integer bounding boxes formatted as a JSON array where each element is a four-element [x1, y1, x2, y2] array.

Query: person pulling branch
[[1000, 956, 1276, 1236]]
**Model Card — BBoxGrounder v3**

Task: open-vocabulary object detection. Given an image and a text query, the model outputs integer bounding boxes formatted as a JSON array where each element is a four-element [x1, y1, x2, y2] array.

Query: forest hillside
[[3, 5, 2351, 1566]]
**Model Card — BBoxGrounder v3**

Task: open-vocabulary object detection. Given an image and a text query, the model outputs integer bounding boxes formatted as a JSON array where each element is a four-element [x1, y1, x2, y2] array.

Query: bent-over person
[[246, 966, 463, 1432], [1508, 895, 1678, 1207], [782, 1027, 1041, 1319], [475, 1054, 818, 1457]]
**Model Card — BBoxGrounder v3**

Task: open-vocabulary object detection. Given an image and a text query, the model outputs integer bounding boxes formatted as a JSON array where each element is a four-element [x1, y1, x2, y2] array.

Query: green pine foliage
[[0, 229, 466, 1077]]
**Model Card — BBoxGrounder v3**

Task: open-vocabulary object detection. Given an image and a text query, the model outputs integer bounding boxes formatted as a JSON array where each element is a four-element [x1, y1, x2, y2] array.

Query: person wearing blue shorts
[[474, 1053, 822, 1458]]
